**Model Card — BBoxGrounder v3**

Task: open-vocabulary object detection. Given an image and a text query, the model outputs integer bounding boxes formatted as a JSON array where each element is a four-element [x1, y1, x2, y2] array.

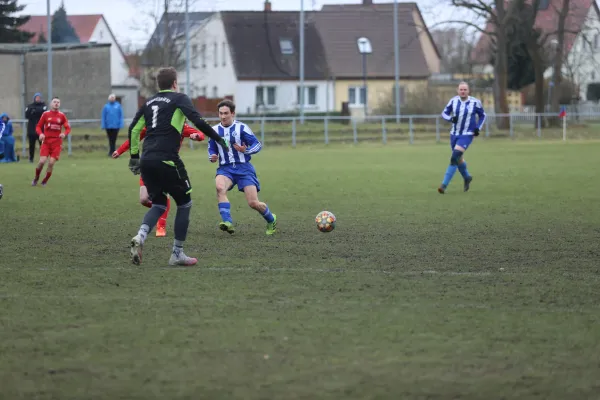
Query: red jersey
[[115, 123, 204, 156], [36, 110, 71, 139]]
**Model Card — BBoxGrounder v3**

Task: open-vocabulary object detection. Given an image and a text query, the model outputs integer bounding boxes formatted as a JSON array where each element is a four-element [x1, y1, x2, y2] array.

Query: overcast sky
[[17, 0, 460, 49]]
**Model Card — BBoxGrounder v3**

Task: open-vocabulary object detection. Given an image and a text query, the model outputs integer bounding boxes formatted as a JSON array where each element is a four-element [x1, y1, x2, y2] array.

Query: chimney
[[362, 0, 372, 5], [264, 0, 272, 11]]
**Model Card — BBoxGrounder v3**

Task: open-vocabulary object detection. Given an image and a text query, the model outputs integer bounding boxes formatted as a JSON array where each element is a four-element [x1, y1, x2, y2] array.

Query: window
[[348, 87, 366, 106], [592, 71, 596, 81], [222, 42, 227, 66], [192, 44, 198, 68], [214, 42, 218, 67], [212, 86, 218, 98], [256, 86, 276, 106], [538, 0, 550, 10], [297, 86, 317, 106], [201, 44, 206, 68], [279, 39, 293, 55], [595, 34, 599, 49], [200, 86, 207, 97]]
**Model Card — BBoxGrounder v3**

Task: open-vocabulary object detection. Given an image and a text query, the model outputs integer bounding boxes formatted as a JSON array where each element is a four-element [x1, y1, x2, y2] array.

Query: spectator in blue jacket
[[0, 113, 18, 162], [101, 94, 124, 156]]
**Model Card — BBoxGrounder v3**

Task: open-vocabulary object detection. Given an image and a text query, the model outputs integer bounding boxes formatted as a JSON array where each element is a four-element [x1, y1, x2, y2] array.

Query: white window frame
[[256, 86, 277, 107], [348, 86, 366, 106], [297, 86, 318, 106]]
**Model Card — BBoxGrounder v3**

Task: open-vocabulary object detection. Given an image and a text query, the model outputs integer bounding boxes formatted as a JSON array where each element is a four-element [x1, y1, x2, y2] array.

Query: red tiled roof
[[471, 0, 597, 64], [20, 14, 102, 43]]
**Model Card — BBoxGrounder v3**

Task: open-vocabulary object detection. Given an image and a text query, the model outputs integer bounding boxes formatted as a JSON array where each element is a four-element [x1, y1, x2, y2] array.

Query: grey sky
[[17, 0, 461, 49]]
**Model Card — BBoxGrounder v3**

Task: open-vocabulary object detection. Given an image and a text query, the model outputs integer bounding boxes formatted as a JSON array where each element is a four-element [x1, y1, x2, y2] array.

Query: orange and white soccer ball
[[315, 211, 336, 232]]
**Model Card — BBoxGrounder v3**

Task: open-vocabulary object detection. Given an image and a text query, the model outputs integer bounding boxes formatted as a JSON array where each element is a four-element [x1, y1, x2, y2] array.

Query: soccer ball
[[0, 184, 3, 200], [315, 211, 336, 232]]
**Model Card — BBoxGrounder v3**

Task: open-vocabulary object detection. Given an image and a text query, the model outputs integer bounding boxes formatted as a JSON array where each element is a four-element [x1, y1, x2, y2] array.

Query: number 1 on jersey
[[151, 105, 159, 128]]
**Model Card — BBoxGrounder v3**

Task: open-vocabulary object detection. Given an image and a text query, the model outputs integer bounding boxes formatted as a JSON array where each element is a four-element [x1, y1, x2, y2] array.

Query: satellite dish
[[357, 37, 372, 54]]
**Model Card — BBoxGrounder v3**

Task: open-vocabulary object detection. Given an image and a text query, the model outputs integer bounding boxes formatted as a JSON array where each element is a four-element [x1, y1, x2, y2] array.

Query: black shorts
[[140, 158, 192, 206]]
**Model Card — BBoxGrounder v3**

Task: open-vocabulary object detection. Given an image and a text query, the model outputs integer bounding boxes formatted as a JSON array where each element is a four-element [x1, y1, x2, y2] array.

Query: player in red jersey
[[113, 123, 205, 237], [32, 97, 71, 186]]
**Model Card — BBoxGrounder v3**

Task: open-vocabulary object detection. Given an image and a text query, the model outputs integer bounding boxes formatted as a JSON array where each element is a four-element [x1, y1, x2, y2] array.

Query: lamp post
[[357, 37, 372, 118], [299, 0, 305, 123], [185, 0, 190, 96], [47, 0, 52, 100], [393, 0, 400, 122]]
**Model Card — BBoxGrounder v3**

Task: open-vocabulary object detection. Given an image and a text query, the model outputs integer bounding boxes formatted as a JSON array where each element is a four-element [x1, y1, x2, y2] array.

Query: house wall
[[562, 5, 600, 101], [177, 13, 237, 99], [235, 80, 334, 114], [333, 79, 427, 112], [112, 86, 140, 119], [0, 54, 25, 118], [24, 46, 111, 119], [412, 9, 441, 74], [90, 18, 130, 87]]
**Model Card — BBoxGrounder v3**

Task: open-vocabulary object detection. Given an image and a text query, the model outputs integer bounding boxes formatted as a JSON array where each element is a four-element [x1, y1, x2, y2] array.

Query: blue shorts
[[217, 163, 260, 192], [450, 135, 474, 150]]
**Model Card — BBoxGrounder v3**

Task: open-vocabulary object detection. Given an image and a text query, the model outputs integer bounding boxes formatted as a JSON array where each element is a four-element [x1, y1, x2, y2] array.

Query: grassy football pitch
[[1, 139, 599, 399]]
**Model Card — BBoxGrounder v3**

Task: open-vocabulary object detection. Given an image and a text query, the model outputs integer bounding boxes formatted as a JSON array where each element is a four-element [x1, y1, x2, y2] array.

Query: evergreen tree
[[37, 29, 46, 43], [50, 2, 79, 44], [0, 0, 35, 43]]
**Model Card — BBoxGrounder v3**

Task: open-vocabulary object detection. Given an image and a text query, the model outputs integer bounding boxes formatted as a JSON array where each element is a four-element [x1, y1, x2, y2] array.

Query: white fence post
[[435, 116, 440, 143], [409, 116, 414, 144], [324, 116, 329, 144], [381, 117, 387, 144], [353, 119, 358, 144]]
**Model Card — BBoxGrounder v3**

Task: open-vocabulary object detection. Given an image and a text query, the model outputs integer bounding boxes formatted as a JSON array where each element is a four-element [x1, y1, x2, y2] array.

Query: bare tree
[[431, 27, 477, 73], [127, 0, 204, 96]]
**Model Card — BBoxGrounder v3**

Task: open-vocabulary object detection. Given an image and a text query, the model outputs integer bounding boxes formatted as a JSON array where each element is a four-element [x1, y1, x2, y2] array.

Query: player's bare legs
[[215, 175, 235, 234], [32, 156, 48, 186], [244, 185, 277, 235]]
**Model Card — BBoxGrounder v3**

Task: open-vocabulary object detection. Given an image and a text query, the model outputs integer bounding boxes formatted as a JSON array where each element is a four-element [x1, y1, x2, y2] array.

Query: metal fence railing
[[7, 112, 600, 157]]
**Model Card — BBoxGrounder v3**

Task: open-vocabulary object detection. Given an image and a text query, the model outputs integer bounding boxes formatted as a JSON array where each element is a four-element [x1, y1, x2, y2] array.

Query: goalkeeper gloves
[[451, 116, 459, 124], [473, 128, 480, 137], [128, 157, 141, 175]]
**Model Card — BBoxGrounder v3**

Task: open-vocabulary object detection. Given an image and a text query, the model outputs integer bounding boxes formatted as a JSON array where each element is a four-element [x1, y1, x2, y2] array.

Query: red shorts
[[139, 176, 145, 187], [40, 139, 62, 160]]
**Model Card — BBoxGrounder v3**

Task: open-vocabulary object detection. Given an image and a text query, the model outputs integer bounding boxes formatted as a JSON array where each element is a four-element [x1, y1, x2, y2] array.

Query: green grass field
[[1, 139, 599, 399]]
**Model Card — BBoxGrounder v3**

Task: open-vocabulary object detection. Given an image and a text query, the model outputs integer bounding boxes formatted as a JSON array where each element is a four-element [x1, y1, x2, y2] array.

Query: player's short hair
[[52, 96, 59, 100], [156, 67, 177, 91], [217, 99, 236, 113]]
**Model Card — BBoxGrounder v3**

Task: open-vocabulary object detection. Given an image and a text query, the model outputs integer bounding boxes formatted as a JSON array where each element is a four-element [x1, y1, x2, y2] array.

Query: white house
[[471, 0, 600, 103], [167, 9, 333, 114], [21, 14, 140, 117]]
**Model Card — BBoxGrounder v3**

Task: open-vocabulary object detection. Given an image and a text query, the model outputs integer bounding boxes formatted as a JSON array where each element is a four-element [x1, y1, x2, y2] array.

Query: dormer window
[[279, 39, 293, 54]]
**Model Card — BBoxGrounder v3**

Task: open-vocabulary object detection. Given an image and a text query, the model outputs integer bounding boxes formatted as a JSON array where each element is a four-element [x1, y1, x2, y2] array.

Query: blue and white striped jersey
[[441, 96, 486, 136], [208, 120, 262, 166]]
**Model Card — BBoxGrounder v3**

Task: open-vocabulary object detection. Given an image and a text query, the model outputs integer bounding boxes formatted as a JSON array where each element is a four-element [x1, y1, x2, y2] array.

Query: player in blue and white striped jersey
[[208, 99, 277, 235], [438, 82, 486, 194]]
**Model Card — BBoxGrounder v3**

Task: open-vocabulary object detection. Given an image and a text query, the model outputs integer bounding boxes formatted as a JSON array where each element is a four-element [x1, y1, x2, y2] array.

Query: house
[[20, 14, 140, 117], [142, 11, 215, 97], [150, 6, 332, 115], [313, 0, 441, 114], [471, 0, 600, 103]]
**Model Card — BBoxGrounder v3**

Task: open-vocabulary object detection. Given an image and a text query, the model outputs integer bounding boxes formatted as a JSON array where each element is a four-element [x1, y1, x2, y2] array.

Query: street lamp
[[357, 37, 372, 118]]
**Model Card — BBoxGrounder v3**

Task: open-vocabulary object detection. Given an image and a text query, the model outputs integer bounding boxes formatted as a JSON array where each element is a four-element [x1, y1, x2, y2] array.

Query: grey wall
[[23, 46, 111, 119]]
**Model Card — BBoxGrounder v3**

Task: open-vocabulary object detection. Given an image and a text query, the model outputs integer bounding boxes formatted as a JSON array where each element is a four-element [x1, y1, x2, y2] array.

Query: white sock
[[138, 224, 150, 242]]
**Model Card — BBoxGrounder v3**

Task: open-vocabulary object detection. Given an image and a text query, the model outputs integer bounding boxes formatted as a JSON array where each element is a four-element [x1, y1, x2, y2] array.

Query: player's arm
[[114, 128, 146, 157], [208, 138, 219, 162], [182, 123, 205, 141], [240, 126, 262, 155], [475, 100, 486, 130], [176, 95, 228, 149], [36, 113, 46, 135], [62, 114, 71, 136], [128, 105, 146, 158], [441, 99, 455, 122]]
